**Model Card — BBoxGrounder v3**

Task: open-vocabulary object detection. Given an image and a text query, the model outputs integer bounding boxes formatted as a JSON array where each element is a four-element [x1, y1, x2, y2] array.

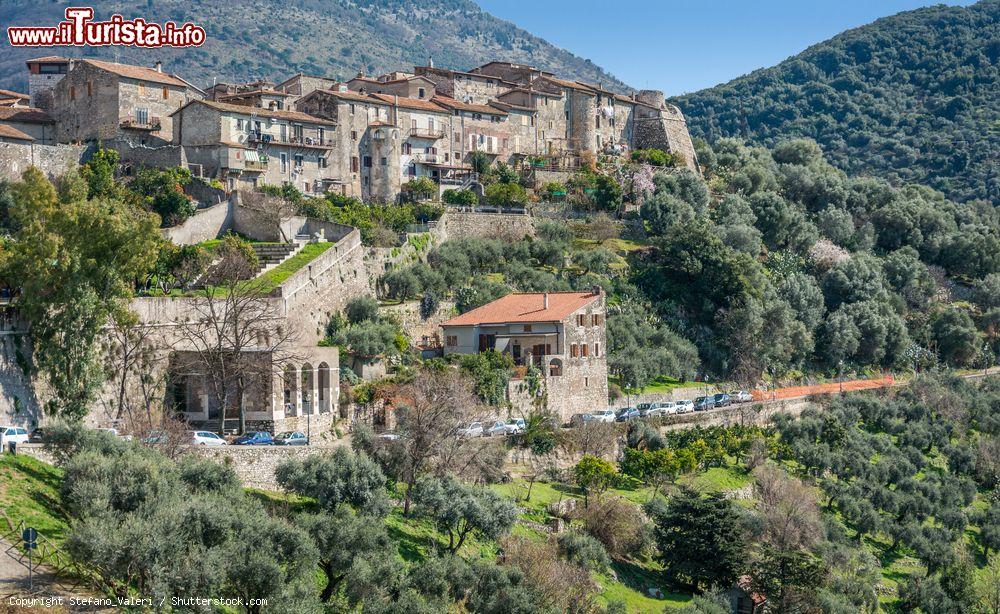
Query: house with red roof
[[441, 290, 609, 421]]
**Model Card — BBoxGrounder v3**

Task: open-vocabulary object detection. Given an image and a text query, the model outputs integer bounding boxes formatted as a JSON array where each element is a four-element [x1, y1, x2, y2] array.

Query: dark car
[[274, 431, 308, 446], [693, 396, 715, 412], [232, 431, 274, 446], [28, 428, 47, 443], [712, 393, 732, 408]]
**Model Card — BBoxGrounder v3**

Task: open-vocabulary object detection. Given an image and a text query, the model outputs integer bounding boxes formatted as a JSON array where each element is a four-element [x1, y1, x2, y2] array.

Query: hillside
[[0, 0, 628, 94], [672, 0, 999, 204]]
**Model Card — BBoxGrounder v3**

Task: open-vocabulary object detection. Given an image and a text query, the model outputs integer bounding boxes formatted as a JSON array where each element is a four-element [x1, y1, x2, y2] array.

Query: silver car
[[730, 390, 754, 403], [457, 422, 484, 438]]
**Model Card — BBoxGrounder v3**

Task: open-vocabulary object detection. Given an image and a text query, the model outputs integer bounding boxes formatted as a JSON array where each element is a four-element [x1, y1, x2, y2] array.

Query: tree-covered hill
[[672, 0, 999, 204], [0, 0, 628, 93]]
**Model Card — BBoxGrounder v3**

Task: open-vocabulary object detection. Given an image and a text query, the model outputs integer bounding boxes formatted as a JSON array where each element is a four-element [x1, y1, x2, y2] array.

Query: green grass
[[679, 466, 752, 494], [256, 241, 334, 292], [0, 454, 69, 545]]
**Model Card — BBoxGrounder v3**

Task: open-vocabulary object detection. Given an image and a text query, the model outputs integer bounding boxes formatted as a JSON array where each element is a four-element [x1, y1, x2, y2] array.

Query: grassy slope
[[0, 454, 69, 544], [257, 241, 334, 292]]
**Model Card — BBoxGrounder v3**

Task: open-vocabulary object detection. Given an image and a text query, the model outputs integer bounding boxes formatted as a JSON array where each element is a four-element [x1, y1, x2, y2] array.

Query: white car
[[675, 400, 695, 414], [457, 422, 484, 438], [730, 390, 754, 403], [190, 430, 227, 446], [485, 419, 525, 437], [0, 426, 29, 448], [649, 402, 677, 416], [590, 409, 617, 423]]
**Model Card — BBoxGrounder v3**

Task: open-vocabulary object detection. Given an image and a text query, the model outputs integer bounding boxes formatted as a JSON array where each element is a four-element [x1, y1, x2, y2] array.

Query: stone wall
[[0, 334, 42, 428], [441, 210, 535, 240], [0, 142, 88, 181], [380, 299, 456, 348], [109, 138, 184, 170], [162, 200, 232, 245]]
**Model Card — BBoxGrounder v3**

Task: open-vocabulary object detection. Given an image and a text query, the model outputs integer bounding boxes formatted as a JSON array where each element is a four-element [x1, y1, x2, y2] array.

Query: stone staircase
[[251, 242, 301, 275]]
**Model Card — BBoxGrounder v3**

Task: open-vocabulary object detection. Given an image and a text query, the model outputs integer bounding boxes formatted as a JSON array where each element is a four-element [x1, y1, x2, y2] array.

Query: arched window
[[549, 358, 563, 377]]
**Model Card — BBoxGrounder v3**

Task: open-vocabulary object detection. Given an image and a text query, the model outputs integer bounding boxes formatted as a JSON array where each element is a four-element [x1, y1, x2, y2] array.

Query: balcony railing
[[246, 131, 334, 148], [121, 116, 161, 131], [243, 159, 268, 172], [408, 127, 446, 140], [411, 153, 439, 164]]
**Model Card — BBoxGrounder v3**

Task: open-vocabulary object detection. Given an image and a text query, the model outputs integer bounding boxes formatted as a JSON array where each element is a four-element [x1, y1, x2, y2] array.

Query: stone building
[[440, 290, 609, 422], [0, 108, 56, 144], [171, 99, 338, 194], [49, 59, 203, 146], [25, 56, 70, 110]]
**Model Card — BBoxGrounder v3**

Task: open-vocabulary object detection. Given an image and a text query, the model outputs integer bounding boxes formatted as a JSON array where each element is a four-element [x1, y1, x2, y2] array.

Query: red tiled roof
[[0, 125, 34, 141], [0, 107, 53, 123], [26, 56, 69, 63], [431, 95, 507, 116], [314, 89, 387, 104], [0, 89, 29, 101], [82, 59, 189, 88], [171, 99, 336, 125], [369, 92, 448, 113], [442, 292, 601, 327]]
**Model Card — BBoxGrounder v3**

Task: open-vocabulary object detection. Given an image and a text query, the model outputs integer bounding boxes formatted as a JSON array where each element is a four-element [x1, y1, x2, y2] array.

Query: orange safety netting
[[751, 374, 894, 402]]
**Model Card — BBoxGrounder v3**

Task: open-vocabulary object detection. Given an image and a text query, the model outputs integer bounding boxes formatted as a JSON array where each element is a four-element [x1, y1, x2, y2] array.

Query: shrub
[[345, 296, 380, 324], [401, 177, 438, 202], [484, 182, 527, 208], [555, 531, 611, 572], [575, 495, 651, 559], [443, 188, 478, 206], [543, 182, 567, 201]]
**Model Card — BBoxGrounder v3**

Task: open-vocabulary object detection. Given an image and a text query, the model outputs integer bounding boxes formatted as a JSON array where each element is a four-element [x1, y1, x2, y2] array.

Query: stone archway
[[318, 362, 331, 414], [301, 363, 315, 414], [283, 364, 298, 417], [549, 357, 563, 377]]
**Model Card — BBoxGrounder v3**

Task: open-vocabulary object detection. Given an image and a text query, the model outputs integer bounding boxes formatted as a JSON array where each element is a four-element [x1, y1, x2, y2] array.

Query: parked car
[[506, 419, 526, 434], [0, 425, 29, 448], [675, 399, 695, 413], [617, 407, 642, 421], [142, 430, 169, 445], [28, 428, 47, 443], [590, 409, 617, 423], [648, 402, 677, 417], [274, 431, 308, 446], [693, 396, 715, 411], [375, 432, 400, 441], [485, 419, 525, 437], [457, 422, 484, 438], [730, 390, 753, 403], [570, 413, 597, 427], [636, 403, 654, 417], [232, 431, 274, 445], [190, 430, 228, 446], [590, 407, 615, 422], [712, 393, 732, 407]]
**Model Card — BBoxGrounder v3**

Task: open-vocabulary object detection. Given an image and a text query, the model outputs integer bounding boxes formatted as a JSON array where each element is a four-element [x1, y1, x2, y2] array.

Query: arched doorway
[[301, 363, 315, 414], [549, 358, 563, 377], [283, 364, 298, 417], [318, 362, 331, 414]]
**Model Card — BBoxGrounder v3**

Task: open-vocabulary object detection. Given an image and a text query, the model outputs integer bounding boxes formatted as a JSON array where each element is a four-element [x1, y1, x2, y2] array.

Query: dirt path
[[0, 538, 109, 612]]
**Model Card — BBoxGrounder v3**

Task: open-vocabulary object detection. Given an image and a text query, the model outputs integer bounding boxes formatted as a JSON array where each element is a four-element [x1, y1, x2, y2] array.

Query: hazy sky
[[475, 0, 978, 95]]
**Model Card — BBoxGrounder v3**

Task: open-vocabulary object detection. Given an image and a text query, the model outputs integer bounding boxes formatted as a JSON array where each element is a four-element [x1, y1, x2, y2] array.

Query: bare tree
[[239, 191, 300, 242], [175, 245, 299, 433], [389, 367, 486, 515], [101, 310, 159, 421], [753, 464, 823, 551]]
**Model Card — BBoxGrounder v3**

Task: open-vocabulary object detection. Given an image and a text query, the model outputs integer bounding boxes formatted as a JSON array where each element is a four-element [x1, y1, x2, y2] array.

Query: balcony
[[408, 127, 446, 140], [411, 153, 439, 164], [286, 135, 335, 149], [247, 131, 273, 144], [121, 116, 161, 131], [243, 159, 268, 172]]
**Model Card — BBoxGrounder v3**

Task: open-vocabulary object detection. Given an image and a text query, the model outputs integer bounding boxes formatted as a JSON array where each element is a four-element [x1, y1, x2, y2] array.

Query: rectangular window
[[294, 153, 303, 168], [523, 324, 532, 333], [319, 156, 328, 169], [69, 86, 75, 100], [162, 87, 168, 99], [280, 153, 288, 173], [351, 156, 360, 172], [570, 344, 578, 358], [576, 314, 585, 326], [86, 81, 92, 96], [138, 83, 146, 96], [594, 343, 600, 357], [136, 108, 149, 124], [363, 156, 372, 168], [351, 130, 358, 140], [380, 157, 387, 166], [582, 344, 589, 358], [446, 335, 457, 346], [585, 377, 589, 387]]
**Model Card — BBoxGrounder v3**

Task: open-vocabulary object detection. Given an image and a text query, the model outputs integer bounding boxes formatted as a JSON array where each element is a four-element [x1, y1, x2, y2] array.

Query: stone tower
[[633, 89, 700, 173]]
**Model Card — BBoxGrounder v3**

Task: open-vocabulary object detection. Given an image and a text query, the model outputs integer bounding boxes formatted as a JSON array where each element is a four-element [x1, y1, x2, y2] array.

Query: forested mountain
[[0, 0, 628, 92], [672, 1, 999, 204]]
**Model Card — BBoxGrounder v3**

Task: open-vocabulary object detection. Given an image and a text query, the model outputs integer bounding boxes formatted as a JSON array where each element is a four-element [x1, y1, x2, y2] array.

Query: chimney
[[428, 57, 434, 68], [154, 61, 162, 73], [543, 292, 549, 309]]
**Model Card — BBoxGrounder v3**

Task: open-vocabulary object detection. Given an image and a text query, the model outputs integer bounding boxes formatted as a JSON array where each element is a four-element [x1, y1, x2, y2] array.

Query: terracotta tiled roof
[[369, 93, 448, 113], [172, 99, 336, 125], [536, 75, 597, 93], [0, 107, 54, 123], [0, 125, 34, 141], [442, 292, 601, 327], [82, 59, 189, 88], [431, 95, 507, 116], [26, 56, 69, 63], [0, 89, 29, 101], [315, 89, 387, 104]]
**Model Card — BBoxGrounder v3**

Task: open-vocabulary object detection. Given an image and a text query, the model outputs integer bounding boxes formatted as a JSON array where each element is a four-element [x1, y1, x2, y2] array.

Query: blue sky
[[475, 0, 977, 95]]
